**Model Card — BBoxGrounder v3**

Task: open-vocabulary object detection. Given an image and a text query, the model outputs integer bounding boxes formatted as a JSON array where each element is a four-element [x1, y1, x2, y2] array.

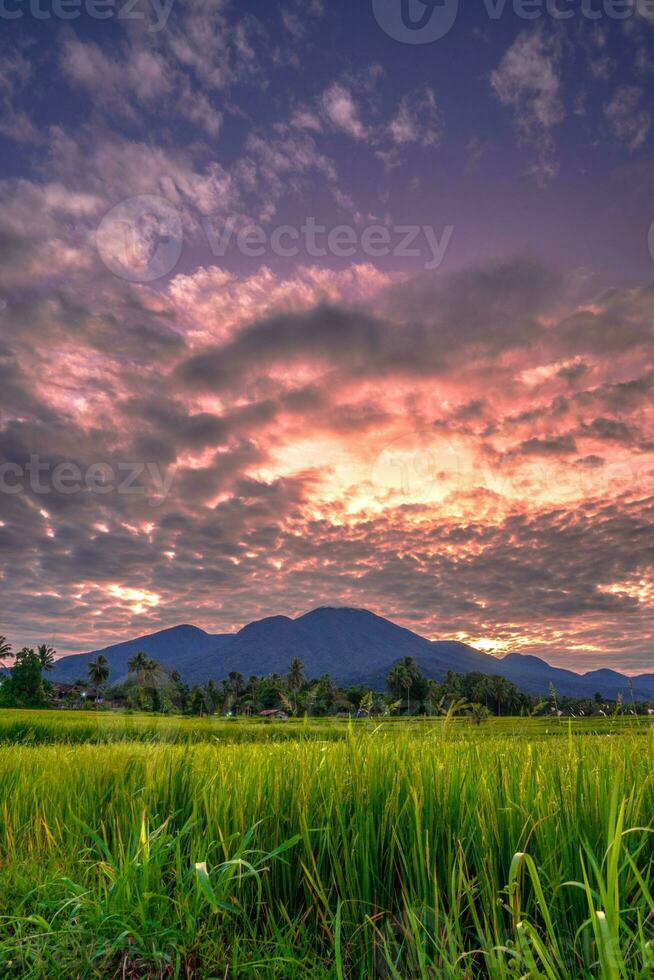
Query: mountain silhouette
[[51, 606, 654, 699]]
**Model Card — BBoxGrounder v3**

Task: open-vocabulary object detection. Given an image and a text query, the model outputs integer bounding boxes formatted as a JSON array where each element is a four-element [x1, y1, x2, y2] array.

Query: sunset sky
[[1, 0, 654, 670]]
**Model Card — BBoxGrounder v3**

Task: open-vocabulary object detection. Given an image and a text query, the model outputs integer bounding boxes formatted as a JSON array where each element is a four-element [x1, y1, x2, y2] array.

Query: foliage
[[0, 636, 11, 665], [36, 644, 55, 673], [0, 648, 49, 707], [88, 654, 110, 697], [3, 636, 648, 723], [0, 716, 653, 975]]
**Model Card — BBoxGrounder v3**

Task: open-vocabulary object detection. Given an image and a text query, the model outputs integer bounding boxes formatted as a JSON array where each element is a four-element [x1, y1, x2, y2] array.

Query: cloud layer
[[1, 2, 653, 668], [1, 189, 653, 667]]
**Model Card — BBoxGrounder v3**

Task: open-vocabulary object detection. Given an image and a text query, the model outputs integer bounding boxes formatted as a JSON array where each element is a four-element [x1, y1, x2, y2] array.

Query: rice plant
[[0, 711, 653, 977]]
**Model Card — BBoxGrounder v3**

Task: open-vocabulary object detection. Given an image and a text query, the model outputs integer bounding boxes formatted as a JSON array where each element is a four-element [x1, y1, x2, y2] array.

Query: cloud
[[513, 434, 578, 457], [604, 85, 651, 150], [0, 51, 40, 144], [321, 84, 367, 140], [388, 88, 443, 148], [490, 29, 564, 182], [1, 159, 654, 670], [290, 108, 323, 132], [281, 0, 324, 39]]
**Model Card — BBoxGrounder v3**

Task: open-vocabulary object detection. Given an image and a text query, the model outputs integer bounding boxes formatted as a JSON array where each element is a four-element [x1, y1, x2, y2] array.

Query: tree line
[[0, 637, 649, 719]]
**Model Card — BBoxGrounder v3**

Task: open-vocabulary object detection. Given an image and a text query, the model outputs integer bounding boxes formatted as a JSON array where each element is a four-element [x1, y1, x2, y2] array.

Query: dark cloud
[[513, 434, 578, 457], [2, 249, 654, 669]]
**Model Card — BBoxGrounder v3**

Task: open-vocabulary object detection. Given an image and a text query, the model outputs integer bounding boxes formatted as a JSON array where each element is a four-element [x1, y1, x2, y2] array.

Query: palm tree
[[128, 651, 149, 686], [287, 658, 306, 714], [287, 658, 305, 692], [37, 644, 56, 672], [88, 655, 109, 702], [204, 679, 217, 715], [228, 671, 244, 699], [0, 636, 12, 670], [143, 658, 160, 686], [387, 663, 413, 714]]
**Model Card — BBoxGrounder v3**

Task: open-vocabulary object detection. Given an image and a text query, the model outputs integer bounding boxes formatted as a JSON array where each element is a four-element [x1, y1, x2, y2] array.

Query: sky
[[1, 0, 654, 671]]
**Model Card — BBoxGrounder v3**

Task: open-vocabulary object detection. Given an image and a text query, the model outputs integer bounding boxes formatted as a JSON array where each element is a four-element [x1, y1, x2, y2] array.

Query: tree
[[88, 655, 110, 702], [469, 703, 491, 726], [482, 675, 512, 716], [190, 687, 205, 716], [287, 658, 305, 692], [228, 672, 245, 699], [359, 690, 374, 717], [387, 663, 413, 714], [0, 636, 12, 668], [387, 658, 423, 714], [128, 651, 149, 686], [0, 648, 47, 707], [37, 644, 56, 672], [203, 679, 218, 715], [142, 657, 160, 686], [287, 659, 306, 714]]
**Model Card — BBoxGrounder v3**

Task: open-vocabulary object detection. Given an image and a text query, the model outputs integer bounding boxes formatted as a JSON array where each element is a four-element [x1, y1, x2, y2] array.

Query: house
[[259, 708, 289, 720], [50, 682, 99, 708]]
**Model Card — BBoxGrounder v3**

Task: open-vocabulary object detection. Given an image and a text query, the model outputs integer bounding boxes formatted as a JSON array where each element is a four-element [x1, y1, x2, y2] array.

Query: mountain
[[51, 625, 231, 684], [186, 607, 437, 686], [51, 606, 654, 699]]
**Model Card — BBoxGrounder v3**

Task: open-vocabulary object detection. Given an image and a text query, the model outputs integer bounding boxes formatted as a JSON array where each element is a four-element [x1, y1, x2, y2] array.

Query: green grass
[[1, 711, 654, 977], [0, 708, 649, 744]]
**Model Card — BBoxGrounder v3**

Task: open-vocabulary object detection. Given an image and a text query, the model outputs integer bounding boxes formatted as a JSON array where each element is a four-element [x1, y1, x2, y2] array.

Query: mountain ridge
[[50, 606, 654, 698]]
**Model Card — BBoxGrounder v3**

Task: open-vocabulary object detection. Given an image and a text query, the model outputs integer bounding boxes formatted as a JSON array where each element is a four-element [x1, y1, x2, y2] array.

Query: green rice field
[[1, 710, 654, 977]]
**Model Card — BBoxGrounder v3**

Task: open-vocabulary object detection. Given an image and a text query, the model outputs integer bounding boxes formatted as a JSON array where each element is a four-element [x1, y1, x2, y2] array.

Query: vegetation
[[0, 714, 653, 976], [88, 654, 109, 701], [4, 636, 654, 973], [1, 637, 651, 722], [0, 646, 48, 707]]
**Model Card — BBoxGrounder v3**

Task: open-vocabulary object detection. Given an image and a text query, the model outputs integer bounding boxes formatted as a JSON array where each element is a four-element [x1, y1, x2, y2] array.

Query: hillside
[[51, 607, 654, 698], [51, 625, 230, 684]]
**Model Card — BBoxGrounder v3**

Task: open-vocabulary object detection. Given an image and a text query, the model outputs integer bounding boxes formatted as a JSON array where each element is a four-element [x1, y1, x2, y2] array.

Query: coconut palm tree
[[128, 651, 149, 686], [287, 658, 306, 714], [287, 658, 305, 692], [142, 657, 160, 685], [387, 663, 413, 715], [0, 636, 12, 669], [37, 644, 56, 672], [88, 655, 109, 702], [228, 671, 244, 699]]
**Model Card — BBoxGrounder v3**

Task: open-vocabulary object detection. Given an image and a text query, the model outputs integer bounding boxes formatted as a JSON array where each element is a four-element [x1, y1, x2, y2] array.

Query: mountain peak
[[51, 608, 654, 700], [297, 606, 382, 623]]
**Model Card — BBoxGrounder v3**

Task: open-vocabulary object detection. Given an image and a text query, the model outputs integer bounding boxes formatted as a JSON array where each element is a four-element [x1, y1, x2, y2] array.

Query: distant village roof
[[51, 682, 93, 695]]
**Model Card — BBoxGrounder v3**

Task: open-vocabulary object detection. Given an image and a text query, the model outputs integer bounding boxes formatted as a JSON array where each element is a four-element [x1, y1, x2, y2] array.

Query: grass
[[0, 711, 653, 976]]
